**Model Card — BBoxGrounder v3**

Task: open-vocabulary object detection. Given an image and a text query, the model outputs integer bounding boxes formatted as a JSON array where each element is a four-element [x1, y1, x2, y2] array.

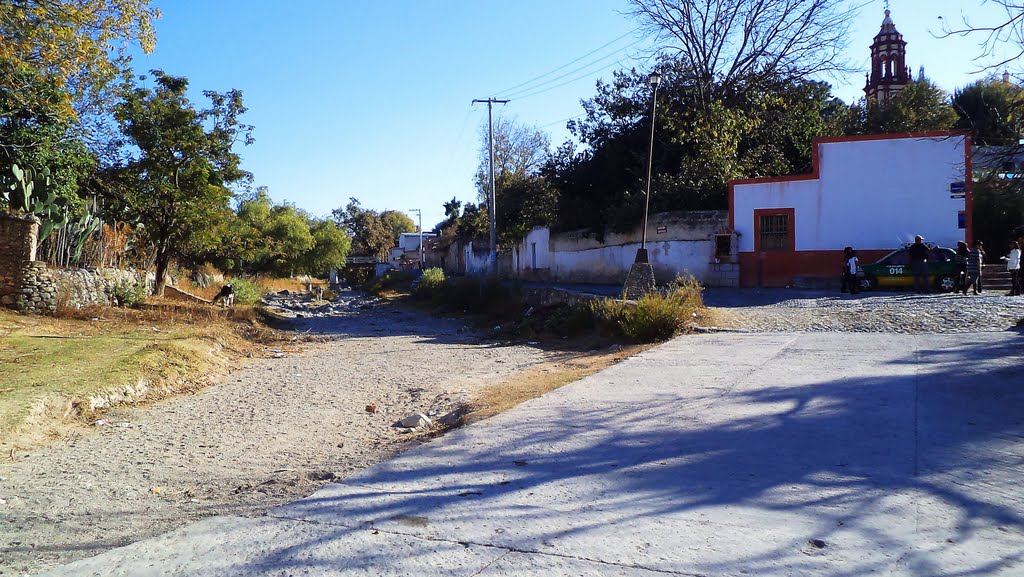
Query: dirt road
[[0, 295, 556, 575]]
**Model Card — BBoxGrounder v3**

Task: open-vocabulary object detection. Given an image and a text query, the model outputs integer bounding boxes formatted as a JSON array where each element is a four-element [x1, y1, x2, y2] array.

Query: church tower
[[864, 9, 911, 108]]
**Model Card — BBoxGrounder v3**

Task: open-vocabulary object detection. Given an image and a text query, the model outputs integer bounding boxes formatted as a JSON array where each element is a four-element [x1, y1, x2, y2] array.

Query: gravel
[[0, 292, 553, 575], [705, 289, 1024, 333]]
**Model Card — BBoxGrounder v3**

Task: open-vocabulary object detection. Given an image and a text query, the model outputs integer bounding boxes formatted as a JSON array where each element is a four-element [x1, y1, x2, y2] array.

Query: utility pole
[[473, 97, 509, 276], [409, 208, 423, 267]]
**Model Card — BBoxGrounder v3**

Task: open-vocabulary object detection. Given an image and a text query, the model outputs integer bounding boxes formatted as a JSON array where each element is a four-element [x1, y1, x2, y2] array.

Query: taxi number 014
[[888, 266, 904, 275]]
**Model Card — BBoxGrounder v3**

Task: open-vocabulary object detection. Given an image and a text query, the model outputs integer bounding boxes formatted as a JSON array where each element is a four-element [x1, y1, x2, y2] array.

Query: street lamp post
[[623, 70, 662, 300], [637, 70, 662, 264]]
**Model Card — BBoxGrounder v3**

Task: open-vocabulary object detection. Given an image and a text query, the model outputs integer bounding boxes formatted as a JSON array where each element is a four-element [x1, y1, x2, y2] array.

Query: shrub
[[414, 267, 446, 297], [230, 278, 264, 306], [112, 278, 147, 309], [592, 275, 704, 343]]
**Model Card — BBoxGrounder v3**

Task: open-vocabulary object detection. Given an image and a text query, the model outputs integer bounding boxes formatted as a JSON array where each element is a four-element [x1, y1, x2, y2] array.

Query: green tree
[[332, 198, 394, 260], [474, 116, 553, 243], [106, 70, 253, 295], [303, 220, 351, 276], [380, 209, 416, 239], [0, 0, 158, 126], [973, 175, 1024, 256], [553, 60, 844, 234], [497, 174, 559, 245], [953, 77, 1024, 145], [858, 77, 958, 134]]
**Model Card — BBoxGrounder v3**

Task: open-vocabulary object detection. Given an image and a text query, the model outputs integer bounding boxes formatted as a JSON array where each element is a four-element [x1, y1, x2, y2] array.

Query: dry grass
[[0, 302, 287, 457], [464, 344, 653, 425], [173, 277, 326, 301]]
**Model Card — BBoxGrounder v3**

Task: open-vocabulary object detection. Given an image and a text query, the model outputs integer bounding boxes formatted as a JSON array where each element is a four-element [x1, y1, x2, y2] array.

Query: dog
[[212, 283, 235, 308]]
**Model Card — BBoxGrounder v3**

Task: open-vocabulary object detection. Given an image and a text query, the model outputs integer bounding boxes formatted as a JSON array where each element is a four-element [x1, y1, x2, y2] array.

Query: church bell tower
[[864, 9, 911, 108]]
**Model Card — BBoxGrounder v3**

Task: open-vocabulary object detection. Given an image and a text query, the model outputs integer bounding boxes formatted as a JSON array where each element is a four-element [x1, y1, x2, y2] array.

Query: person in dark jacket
[[955, 241, 969, 292], [908, 235, 930, 293], [963, 240, 985, 295]]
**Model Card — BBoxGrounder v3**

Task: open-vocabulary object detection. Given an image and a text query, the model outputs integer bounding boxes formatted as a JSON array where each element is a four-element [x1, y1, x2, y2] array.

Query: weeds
[[415, 267, 446, 297], [230, 278, 264, 306]]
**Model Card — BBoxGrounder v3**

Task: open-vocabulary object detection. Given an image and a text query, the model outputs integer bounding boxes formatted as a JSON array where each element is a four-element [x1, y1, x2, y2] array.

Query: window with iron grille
[[759, 214, 790, 251]]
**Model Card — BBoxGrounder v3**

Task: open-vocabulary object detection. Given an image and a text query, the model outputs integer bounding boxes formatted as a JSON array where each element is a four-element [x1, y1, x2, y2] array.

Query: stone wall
[[1, 213, 150, 314], [12, 262, 57, 313], [0, 214, 40, 308], [54, 268, 151, 309]]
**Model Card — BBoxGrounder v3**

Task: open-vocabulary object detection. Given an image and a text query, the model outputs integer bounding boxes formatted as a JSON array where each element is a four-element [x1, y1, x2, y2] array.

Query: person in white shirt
[[845, 249, 859, 295], [1002, 241, 1021, 296]]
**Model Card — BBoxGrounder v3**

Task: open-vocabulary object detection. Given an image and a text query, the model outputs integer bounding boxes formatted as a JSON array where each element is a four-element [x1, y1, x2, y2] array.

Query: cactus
[[1, 162, 70, 242], [1, 163, 53, 213], [68, 212, 101, 264]]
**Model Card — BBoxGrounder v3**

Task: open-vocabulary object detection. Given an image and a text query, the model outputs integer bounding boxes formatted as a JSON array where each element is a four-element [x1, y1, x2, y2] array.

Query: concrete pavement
[[39, 332, 1024, 576]]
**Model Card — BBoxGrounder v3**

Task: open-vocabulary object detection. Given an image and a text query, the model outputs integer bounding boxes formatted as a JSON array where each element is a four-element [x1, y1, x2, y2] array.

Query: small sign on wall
[[950, 181, 966, 199], [656, 225, 667, 234], [958, 210, 966, 229]]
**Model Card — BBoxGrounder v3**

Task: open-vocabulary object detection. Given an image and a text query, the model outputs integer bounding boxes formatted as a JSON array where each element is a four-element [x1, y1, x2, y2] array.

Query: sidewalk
[[40, 332, 1024, 576]]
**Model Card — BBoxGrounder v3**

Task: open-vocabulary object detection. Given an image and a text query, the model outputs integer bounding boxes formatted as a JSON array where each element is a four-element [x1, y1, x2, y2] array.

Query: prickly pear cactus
[[1, 162, 69, 242], [1, 163, 53, 213]]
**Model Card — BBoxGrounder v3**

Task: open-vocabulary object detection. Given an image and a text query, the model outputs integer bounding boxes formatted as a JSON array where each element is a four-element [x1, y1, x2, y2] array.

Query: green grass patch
[[0, 309, 239, 452]]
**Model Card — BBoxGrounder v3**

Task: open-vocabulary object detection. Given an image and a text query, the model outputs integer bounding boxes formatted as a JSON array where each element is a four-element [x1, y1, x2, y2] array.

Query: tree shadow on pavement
[[241, 332, 1024, 576]]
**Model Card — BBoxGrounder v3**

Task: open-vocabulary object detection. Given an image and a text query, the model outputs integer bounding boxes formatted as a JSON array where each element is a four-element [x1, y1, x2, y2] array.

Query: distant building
[[864, 9, 911, 109], [388, 232, 436, 269]]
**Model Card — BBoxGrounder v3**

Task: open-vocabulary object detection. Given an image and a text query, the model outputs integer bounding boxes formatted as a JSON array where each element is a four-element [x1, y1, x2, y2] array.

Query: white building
[[388, 232, 436, 269], [729, 132, 971, 287]]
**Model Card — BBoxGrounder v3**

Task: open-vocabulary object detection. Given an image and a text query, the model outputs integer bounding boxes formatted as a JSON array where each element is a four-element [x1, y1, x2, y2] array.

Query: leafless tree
[[937, 1, 1024, 73], [628, 0, 857, 108]]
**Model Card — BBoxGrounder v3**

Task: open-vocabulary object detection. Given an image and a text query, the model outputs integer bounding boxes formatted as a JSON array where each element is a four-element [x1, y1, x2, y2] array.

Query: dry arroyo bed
[[0, 296, 628, 576]]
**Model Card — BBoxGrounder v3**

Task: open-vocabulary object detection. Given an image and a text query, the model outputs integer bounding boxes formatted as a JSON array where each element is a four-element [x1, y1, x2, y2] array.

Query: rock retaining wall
[[1, 213, 150, 314]]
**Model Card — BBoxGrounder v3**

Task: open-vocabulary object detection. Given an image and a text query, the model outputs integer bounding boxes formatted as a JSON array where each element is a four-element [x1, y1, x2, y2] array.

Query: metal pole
[[409, 208, 422, 267], [487, 102, 497, 276], [641, 82, 659, 251], [472, 98, 508, 277]]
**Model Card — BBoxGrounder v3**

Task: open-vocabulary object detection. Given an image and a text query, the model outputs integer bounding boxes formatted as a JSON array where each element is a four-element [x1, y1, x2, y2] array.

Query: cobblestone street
[[705, 289, 1024, 333]]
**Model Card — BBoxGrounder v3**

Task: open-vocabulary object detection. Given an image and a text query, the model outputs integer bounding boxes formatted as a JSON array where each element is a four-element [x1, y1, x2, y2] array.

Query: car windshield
[[878, 249, 910, 266]]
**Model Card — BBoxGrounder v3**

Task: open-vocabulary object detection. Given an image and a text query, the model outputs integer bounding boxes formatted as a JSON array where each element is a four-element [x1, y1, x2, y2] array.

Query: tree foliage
[[852, 77, 958, 134], [105, 70, 253, 294], [332, 198, 411, 261], [472, 116, 555, 244], [953, 77, 1024, 145], [474, 115, 550, 202], [552, 60, 845, 234], [0, 0, 159, 124]]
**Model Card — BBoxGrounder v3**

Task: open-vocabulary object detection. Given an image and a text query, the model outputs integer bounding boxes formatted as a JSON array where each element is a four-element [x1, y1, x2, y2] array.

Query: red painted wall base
[[739, 249, 891, 288]]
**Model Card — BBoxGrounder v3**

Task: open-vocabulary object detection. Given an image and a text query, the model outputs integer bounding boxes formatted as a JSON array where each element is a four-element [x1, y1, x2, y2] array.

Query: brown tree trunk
[[154, 245, 170, 297]]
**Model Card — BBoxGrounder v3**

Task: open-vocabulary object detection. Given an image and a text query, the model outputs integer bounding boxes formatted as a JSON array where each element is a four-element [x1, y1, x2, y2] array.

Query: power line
[[503, 41, 640, 100], [491, 27, 641, 96], [510, 57, 628, 101]]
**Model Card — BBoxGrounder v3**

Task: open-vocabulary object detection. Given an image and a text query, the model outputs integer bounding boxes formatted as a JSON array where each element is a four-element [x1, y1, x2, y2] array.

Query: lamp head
[[648, 70, 662, 89]]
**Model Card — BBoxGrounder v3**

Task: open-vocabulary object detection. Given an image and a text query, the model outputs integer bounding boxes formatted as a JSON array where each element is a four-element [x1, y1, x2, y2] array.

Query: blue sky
[[136, 0, 1015, 230]]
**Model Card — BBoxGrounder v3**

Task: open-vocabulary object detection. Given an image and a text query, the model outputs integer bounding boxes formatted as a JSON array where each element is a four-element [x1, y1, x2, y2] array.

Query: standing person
[[841, 246, 853, 293], [909, 235, 930, 293], [1017, 233, 1024, 295], [964, 240, 986, 295], [1002, 241, 1021, 296], [955, 241, 969, 292], [845, 248, 860, 294]]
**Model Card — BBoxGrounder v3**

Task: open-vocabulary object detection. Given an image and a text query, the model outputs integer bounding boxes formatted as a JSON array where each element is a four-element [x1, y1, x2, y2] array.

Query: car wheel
[[936, 274, 957, 293], [859, 275, 877, 291]]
